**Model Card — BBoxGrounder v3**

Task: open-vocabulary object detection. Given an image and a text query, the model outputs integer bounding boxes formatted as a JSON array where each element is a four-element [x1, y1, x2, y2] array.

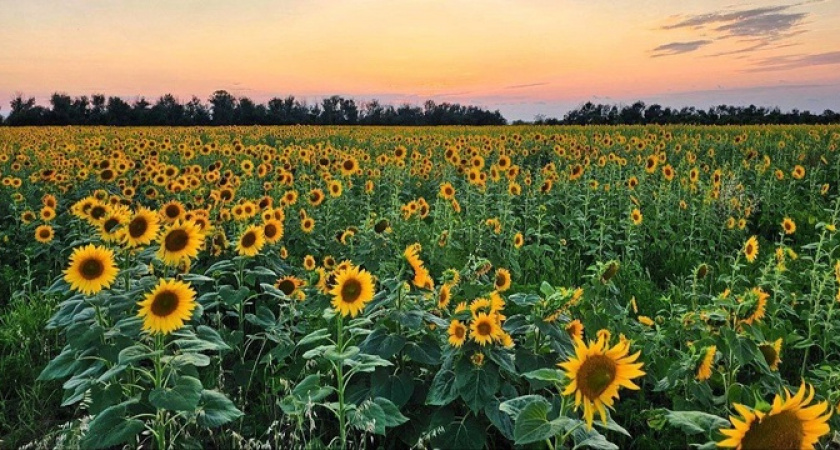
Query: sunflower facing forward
[[330, 265, 375, 318], [123, 207, 160, 248], [236, 225, 265, 257], [64, 244, 119, 295], [719, 383, 831, 449], [559, 333, 645, 429], [137, 279, 197, 334], [157, 220, 205, 266], [743, 236, 759, 263]]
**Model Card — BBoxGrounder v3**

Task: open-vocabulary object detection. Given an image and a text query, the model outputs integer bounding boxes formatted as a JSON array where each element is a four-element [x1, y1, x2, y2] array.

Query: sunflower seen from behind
[[137, 279, 197, 335], [558, 332, 645, 429], [330, 265, 375, 318], [64, 244, 119, 295]]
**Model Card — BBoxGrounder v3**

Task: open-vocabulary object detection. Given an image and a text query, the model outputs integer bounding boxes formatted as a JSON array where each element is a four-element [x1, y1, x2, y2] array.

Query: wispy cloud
[[504, 82, 549, 89], [651, 40, 713, 57], [653, 2, 814, 57], [746, 50, 840, 71]]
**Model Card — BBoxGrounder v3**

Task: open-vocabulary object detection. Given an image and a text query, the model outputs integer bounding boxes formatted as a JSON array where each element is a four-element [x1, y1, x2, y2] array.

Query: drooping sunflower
[[782, 217, 796, 235], [330, 265, 375, 318], [35, 224, 55, 243], [759, 338, 783, 371], [137, 279, 197, 335], [718, 383, 831, 449], [438, 283, 452, 309], [448, 320, 467, 347], [744, 236, 759, 263], [157, 220, 205, 266], [470, 312, 503, 346], [63, 244, 119, 295], [236, 225, 265, 257], [404, 243, 434, 289], [696, 345, 716, 381], [558, 334, 645, 429], [739, 287, 768, 325], [566, 319, 584, 341], [513, 232, 524, 249], [123, 207, 160, 248]]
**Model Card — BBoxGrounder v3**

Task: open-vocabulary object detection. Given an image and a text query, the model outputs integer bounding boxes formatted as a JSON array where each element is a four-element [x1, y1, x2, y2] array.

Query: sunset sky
[[1, 0, 839, 120]]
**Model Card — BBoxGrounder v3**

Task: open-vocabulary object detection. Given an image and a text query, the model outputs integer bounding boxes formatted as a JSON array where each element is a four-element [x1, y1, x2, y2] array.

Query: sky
[[1, 0, 839, 121]]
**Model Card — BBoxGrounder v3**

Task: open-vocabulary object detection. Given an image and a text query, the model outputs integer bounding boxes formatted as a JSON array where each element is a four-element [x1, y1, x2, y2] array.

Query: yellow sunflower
[[274, 275, 305, 298], [630, 208, 643, 226], [262, 218, 284, 244], [236, 225, 265, 257], [123, 207, 160, 248], [558, 333, 645, 429], [566, 319, 584, 341], [696, 345, 716, 381], [470, 312, 502, 346], [157, 220, 205, 266], [448, 320, 467, 347], [330, 265, 375, 318], [719, 383, 831, 449], [782, 217, 796, 235], [759, 338, 783, 371], [744, 236, 759, 263], [137, 279, 197, 335], [63, 244, 119, 295], [494, 268, 512, 292], [35, 224, 55, 243]]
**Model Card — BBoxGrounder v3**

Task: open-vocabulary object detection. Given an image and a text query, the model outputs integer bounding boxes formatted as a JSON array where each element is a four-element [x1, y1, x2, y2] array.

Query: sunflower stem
[[335, 313, 348, 450]]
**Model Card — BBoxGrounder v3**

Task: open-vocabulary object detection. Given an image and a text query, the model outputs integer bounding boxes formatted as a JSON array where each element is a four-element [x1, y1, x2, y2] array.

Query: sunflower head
[[330, 265, 375, 318], [236, 225, 265, 257], [63, 244, 119, 295], [448, 320, 467, 347], [124, 207, 161, 248], [157, 220, 205, 266], [137, 279, 197, 335], [744, 236, 759, 263]]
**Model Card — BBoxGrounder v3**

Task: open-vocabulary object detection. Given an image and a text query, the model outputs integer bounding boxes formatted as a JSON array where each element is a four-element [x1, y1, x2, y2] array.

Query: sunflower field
[[2, 125, 840, 449]]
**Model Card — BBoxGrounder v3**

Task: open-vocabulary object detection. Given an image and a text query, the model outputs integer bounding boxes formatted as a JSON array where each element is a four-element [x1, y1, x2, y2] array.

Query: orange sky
[[1, 0, 839, 119]]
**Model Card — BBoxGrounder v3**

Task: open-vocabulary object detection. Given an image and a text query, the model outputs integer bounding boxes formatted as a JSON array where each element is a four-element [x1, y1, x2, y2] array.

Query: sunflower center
[[495, 273, 506, 287], [151, 290, 180, 317], [759, 345, 778, 366], [39, 229, 51, 239], [476, 321, 492, 336], [343, 160, 354, 171], [165, 205, 180, 218], [103, 218, 120, 233], [241, 232, 257, 248], [264, 224, 278, 239], [164, 229, 190, 252], [91, 206, 107, 220], [740, 411, 803, 450], [340, 279, 362, 304], [577, 355, 618, 400], [454, 326, 466, 339], [277, 279, 296, 295], [129, 217, 149, 238], [80, 258, 105, 280]]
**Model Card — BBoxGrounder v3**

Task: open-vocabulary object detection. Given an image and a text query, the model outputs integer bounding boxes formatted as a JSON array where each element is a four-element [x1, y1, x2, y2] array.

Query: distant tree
[[209, 90, 237, 125], [105, 97, 132, 125]]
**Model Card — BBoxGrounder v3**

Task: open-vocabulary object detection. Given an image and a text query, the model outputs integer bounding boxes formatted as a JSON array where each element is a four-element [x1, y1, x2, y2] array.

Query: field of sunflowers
[[2, 125, 840, 449]]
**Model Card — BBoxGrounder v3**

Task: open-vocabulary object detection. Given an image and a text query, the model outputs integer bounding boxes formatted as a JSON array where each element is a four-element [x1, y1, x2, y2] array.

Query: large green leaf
[[196, 390, 243, 427], [426, 369, 459, 406], [149, 376, 203, 412], [81, 400, 145, 449], [459, 366, 499, 414], [663, 410, 729, 435], [513, 400, 565, 445]]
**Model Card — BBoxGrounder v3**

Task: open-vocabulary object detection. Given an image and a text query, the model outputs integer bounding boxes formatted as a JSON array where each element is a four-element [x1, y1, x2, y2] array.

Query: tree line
[[518, 101, 840, 126], [0, 91, 506, 126]]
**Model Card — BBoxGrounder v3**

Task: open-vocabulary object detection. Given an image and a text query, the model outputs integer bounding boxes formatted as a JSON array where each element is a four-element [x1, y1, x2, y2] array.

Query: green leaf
[[298, 328, 332, 346], [523, 368, 566, 383], [371, 370, 415, 407], [118, 344, 156, 365], [196, 325, 231, 351], [431, 416, 486, 450], [38, 346, 81, 381], [663, 410, 729, 435], [167, 352, 211, 369], [460, 366, 499, 414], [426, 370, 459, 406], [514, 400, 564, 445], [149, 376, 203, 412], [196, 390, 243, 427], [500, 395, 550, 420], [485, 398, 515, 440], [325, 345, 360, 362], [81, 400, 144, 449], [349, 397, 408, 435], [360, 328, 406, 359], [403, 335, 441, 365], [573, 428, 619, 450]]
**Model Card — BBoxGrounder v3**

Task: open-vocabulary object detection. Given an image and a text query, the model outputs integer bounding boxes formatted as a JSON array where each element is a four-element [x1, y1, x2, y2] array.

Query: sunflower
[[470, 312, 502, 346], [438, 283, 452, 309], [160, 200, 185, 223], [630, 208, 643, 226], [157, 220, 205, 266], [719, 383, 831, 449], [404, 243, 434, 289], [759, 338, 783, 371], [303, 255, 316, 271], [63, 244, 119, 295], [35, 225, 55, 243], [566, 319, 584, 340], [743, 236, 759, 263], [558, 333, 645, 429], [696, 345, 716, 381], [739, 287, 769, 325], [137, 279, 197, 334], [123, 207, 160, 248], [236, 225, 265, 257], [494, 268, 511, 292], [301, 217, 315, 234], [439, 182, 456, 200], [330, 265, 375, 318], [513, 232, 524, 249], [782, 217, 796, 235], [448, 320, 467, 347], [274, 275, 305, 298]]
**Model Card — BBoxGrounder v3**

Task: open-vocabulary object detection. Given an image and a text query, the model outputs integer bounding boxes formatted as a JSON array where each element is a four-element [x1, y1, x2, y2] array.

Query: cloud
[[651, 40, 713, 57], [654, 2, 814, 57], [504, 82, 549, 89], [745, 51, 840, 71]]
